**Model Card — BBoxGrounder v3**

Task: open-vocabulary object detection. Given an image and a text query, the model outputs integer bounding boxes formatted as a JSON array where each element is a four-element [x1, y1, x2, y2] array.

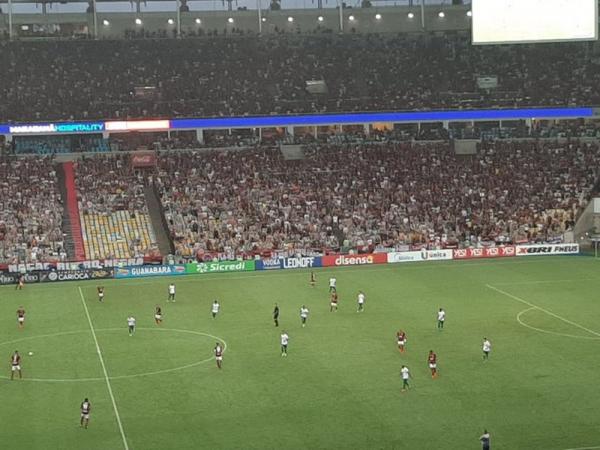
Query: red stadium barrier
[[452, 246, 516, 260]]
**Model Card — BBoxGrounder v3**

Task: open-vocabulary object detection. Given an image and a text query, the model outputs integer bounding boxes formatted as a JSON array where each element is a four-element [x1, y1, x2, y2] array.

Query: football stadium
[[1, 0, 600, 449]]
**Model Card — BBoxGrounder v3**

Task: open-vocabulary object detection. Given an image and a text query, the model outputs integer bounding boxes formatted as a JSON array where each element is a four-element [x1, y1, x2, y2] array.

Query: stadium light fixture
[[227, 17, 234, 23], [466, 10, 472, 17], [407, 12, 415, 19], [195, 18, 202, 24], [287, 16, 294, 22], [167, 18, 174, 25], [349, 15, 355, 21], [317, 16, 324, 22], [102, 19, 110, 26], [375, 13, 382, 20], [438, 11, 445, 18], [135, 18, 142, 25]]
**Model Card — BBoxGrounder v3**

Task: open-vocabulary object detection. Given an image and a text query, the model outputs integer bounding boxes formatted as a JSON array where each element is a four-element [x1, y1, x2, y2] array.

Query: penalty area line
[[486, 284, 600, 338], [78, 286, 130, 450]]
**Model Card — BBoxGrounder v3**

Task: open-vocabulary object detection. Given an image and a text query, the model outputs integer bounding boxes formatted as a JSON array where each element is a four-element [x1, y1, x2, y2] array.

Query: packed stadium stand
[[0, 157, 65, 264], [0, 34, 598, 121]]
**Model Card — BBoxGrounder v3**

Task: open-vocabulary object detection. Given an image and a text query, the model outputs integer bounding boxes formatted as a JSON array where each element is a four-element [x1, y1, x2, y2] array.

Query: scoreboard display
[[472, 0, 597, 45]]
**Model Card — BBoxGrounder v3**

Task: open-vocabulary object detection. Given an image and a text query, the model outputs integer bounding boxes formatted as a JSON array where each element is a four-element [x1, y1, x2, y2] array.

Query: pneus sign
[[186, 260, 255, 274], [516, 244, 579, 256]]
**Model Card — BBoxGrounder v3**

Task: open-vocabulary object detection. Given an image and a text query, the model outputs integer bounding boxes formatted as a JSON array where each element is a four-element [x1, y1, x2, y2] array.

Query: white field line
[[78, 287, 130, 450], [563, 446, 600, 450], [486, 284, 600, 338]]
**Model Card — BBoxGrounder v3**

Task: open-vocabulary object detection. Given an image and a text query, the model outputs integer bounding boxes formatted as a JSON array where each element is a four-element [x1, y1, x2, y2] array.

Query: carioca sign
[[186, 260, 255, 274]]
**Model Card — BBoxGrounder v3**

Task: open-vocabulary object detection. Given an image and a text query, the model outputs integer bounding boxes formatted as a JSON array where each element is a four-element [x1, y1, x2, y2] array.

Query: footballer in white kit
[[482, 338, 491, 360], [127, 316, 136, 336], [168, 283, 176, 302], [401, 365, 410, 391], [300, 306, 309, 327], [329, 277, 337, 293], [211, 300, 220, 319], [437, 308, 446, 330], [357, 291, 365, 312], [280, 332, 289, 356], [80, 398, 91, 428]]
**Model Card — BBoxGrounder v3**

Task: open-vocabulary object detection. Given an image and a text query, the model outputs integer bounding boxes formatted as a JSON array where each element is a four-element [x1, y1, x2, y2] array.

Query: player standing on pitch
[[167, 283, 176, 302], [280, 331, 289, 356], [214, 342, 223, 369], [428, 350, 438, 378], [80, 398, 91, 428], [480, 430, 491, 450], [330, 291, 339, 312], [10, 351, 22, 380], [400, 365, 410, 392], [482, 338, 491, 360], [396, 330, 407, 353], [300, 305, 310, 327], [211, 300, 220, 319], [328, 276, 336, 293], [16, 274, 24, 290], [127, 315, 136, 336], [16, 306, 25, 329], [357, 291, 365, 312], [273, 303, 280, 327], [437, 308, 446, 330], [310, 271, 316, 287], [155, 306, 163, 325], [97, 286, 105, 302]]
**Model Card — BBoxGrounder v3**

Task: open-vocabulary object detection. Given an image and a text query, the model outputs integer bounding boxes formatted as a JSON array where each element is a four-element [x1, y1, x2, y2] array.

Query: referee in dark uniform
[[273, 303, 280, 327], [480, 430, 490, 450]]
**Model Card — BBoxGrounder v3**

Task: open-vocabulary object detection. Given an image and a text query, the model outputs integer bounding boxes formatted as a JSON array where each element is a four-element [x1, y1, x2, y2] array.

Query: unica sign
[[185, 260, 255, 274]]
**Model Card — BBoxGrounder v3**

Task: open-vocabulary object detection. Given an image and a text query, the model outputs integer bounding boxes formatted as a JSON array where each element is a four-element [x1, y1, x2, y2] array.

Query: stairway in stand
[[60, 162, 86, 261]]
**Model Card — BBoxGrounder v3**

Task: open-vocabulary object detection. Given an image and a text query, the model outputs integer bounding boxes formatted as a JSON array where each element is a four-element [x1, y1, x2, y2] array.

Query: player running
[[330, 291, 339, 312], [428, 350, 438, 378], [280, 331, 289, 356], [155, 306, 163, 325], [357, 291, 365, 312], [127, 315, 136, 336], [214, 342, 223, 369], [400, 365, 410, 392], [211, 300, 220, 319], [437, 308, 446, 330], [10, 351, 22, 380], [310, 271, 316, 287], [483, 338, 491, 360], [396, 330, 407, 353], [328, 276, 336, 293], [97, 286, 105, 302], [273, 303, 280, 327], [167, 283, 176, 302], [16, 306, 25, 329], [80, 398, 91, 429], [300, 305, 310, 327], [16, 274, 24, 290]]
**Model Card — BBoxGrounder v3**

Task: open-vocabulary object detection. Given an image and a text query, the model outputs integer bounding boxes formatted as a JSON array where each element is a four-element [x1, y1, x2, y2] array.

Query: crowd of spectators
[[0, 33, 598, 121], [153, 140, 598, 259], [0, 156, 65, 263]]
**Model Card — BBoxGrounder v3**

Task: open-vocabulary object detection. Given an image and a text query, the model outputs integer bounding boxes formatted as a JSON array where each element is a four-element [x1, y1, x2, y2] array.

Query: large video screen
[[472, 0, 597, 45]]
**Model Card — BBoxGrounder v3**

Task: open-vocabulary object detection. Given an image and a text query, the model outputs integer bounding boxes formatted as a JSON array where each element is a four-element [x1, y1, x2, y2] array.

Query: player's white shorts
[[358, 301, 364, 305], [429, 363, 437, 369], [18, 317, 24, 323], [99, 293, 104, 298], [11, 365, 21, 371], [398, 340, 406, 346], [216, 356, 223, 361], [81, 413, 90, 420], [155, 314, 162, 320], [330, 302, 337, 307]]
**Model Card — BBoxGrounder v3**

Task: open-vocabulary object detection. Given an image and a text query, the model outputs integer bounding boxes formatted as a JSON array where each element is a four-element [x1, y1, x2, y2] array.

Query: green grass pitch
[[1, 256, 600, 450]]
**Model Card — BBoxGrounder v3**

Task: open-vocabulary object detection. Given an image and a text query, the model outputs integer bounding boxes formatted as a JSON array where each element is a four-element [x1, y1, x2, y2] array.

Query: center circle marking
[[0, 328, 227, 382]]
